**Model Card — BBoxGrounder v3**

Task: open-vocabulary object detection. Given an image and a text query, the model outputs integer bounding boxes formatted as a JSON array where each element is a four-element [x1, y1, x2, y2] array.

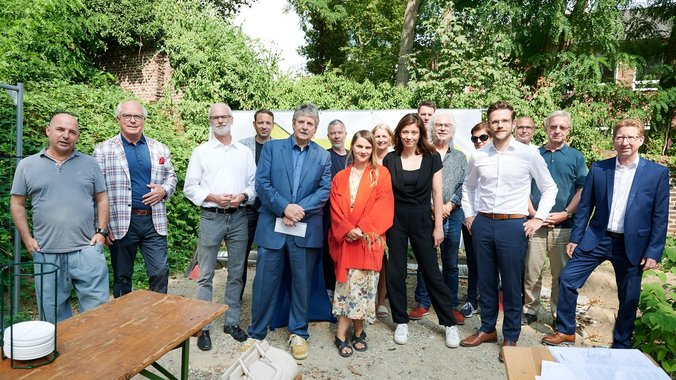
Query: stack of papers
[[538, 347, 670, 380], [3, 321, 56, 360]]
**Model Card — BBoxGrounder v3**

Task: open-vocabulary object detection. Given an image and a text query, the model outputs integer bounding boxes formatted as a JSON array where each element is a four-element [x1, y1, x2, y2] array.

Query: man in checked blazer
[[94, 100, 177, 297]]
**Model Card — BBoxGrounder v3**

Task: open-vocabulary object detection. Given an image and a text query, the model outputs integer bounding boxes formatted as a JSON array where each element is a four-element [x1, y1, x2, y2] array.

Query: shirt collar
[[291, 135, 309, 151], [39, 148, 79, 160], [121, 134, 146, 146], [615, 155, 640, 170], [208, 137, 237, 150]]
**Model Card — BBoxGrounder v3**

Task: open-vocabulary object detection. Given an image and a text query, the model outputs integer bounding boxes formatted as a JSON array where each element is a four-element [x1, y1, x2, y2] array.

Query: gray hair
[[115, 101, 148, 119], [544, 110, 572, 129], [327, 119, 345, 131], [292, 103, 319, 126], [208, 102, 231, 118], [428, 112, 456, 144]]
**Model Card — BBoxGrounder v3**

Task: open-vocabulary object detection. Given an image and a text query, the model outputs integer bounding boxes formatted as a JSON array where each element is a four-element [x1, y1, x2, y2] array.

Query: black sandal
[[351, 331, 367, 352], [334, 336, 353, 357]]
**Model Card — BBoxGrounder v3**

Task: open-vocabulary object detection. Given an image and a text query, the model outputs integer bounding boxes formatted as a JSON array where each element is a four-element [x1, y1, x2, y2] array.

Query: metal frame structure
[[1, 82, 24, 314]]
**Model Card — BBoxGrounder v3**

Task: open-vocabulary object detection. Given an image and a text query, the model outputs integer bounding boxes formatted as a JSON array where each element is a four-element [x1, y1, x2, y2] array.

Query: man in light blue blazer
[[543, 119, 670, 349], [248, 103, 332, 360]]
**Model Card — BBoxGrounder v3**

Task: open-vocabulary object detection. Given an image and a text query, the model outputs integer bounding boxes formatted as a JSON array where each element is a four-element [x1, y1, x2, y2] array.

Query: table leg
[[180, 339, 189, 380]]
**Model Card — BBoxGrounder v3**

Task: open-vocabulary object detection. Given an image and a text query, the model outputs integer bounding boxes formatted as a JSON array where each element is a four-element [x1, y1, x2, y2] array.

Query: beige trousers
[[522, 227, 571, 318]]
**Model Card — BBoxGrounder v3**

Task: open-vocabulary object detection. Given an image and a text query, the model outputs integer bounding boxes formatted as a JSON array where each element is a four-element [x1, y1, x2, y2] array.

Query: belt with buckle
[[131, 209, 152, 216], [478, 212, 526, 220], [606, 231, 624, 239], [201, 207, 239, 214]]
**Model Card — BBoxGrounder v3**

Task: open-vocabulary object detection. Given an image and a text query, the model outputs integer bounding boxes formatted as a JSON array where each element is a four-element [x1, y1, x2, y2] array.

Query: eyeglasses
[[120, 114, 145, 121], [471, 134, 490, 143], [210, 114, 233, 121], [614, 135, 641, 143], [548, 125, 570, 131], [434, 123, 453, 128]]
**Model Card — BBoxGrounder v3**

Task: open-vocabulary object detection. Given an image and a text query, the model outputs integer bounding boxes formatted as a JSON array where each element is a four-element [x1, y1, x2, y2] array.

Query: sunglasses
[[471, 134, 489, 143]]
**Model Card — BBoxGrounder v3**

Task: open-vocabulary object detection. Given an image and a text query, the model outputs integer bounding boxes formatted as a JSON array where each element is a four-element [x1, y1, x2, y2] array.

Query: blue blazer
[[570, 157, 670, 265], [254, 135, 332, 249]]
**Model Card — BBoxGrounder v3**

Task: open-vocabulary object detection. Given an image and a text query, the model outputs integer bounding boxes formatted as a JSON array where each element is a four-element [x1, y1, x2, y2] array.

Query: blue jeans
[[196, 208, 248, 330], [110, 214, 168, 297], [34, 245, 109, 323], [414, 208, 463, 309]]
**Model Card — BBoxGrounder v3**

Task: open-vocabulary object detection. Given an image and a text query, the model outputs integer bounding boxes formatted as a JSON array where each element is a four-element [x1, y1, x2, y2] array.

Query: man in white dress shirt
[[459, 101, 557, 362], [184, 103, 256, 350]]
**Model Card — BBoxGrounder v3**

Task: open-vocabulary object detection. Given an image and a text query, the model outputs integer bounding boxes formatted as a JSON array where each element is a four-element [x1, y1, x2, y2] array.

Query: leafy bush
[[634, 268, 676, 376]]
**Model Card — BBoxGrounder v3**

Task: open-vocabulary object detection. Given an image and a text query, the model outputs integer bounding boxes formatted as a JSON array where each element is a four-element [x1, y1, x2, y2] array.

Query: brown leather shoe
[[460, 331, 498, 347], [542, 332, 575, 346], [498, 340, 517, 362]]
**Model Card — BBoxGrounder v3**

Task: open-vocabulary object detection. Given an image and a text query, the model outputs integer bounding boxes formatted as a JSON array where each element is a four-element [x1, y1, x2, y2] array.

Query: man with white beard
[[183, 103, 256, 350]]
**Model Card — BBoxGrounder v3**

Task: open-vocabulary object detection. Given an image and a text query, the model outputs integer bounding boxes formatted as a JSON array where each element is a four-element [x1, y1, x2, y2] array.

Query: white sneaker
[[394, 323, 409, 345], [445, 325, 460, 348]]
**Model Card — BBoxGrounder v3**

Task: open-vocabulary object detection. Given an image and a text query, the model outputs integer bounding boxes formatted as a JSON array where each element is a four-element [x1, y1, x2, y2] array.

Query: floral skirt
[[332, 269, 379, 324]]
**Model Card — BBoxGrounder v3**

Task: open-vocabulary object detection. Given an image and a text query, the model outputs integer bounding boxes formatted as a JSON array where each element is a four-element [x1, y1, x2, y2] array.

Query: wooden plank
[[0, 290, 226, 380], [503, 346, 555, 380]]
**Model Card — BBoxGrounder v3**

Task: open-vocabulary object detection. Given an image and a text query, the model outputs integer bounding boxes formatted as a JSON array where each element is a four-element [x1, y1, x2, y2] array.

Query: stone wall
[[97, 47, 180, 102]]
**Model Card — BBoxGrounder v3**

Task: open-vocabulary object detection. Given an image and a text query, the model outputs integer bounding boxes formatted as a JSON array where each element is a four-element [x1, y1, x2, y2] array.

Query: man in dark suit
[[543, 119, 669, 348], [247, 103, 332, 360]]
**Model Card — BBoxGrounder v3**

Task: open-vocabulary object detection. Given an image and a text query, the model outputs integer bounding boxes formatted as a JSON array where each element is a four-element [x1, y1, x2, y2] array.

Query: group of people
[[10, 98, 669, 364]]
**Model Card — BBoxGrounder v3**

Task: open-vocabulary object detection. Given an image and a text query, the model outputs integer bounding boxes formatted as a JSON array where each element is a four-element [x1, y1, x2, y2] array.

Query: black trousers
[[240, 205, 258, 300], [386, 206, 457, 326]]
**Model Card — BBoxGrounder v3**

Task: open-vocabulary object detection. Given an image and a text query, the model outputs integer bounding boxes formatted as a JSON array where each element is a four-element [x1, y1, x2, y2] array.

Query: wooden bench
[[1, 290, 227, 379]]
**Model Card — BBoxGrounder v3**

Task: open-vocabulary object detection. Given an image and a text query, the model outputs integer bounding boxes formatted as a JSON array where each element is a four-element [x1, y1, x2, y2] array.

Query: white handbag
[[222, 340, 300, 380]]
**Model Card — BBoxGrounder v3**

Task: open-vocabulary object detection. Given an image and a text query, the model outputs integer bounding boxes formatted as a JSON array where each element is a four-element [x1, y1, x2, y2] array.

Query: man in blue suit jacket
[[248, 103, 332, 360], [543, 119, 670, 349]]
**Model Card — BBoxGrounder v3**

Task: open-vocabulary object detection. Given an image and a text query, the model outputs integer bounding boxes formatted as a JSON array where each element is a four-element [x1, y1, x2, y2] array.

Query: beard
[[332, 143, 344, 149], [213, 124, 231, 136]]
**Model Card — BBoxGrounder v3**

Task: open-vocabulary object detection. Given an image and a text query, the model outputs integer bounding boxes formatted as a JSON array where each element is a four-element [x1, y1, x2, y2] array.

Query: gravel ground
[[136, 261, 621, 380]]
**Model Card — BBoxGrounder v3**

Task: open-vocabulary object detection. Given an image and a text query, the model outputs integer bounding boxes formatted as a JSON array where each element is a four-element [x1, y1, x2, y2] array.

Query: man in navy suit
[[543, 119, 669, 348], [247, 103, 332, 360]]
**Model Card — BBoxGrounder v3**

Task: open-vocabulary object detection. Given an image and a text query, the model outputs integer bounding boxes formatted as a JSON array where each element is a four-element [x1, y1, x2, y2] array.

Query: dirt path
[[138, 260, 620, 380]]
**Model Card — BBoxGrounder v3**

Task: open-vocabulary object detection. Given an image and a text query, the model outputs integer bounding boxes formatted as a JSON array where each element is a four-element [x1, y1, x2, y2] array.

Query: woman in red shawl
[[329, 130, 394, 357]]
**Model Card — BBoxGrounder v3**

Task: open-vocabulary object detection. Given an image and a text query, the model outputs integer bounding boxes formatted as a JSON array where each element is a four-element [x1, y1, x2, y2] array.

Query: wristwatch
[[95, 227, 109, 238], [242, 193, 250, 204], [564, 209, 573, 219]]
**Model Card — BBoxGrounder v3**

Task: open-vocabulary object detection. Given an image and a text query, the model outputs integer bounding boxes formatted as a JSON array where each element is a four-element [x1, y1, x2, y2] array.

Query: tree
[[290, 0, 407, 84], [395, 0, 421, 86]]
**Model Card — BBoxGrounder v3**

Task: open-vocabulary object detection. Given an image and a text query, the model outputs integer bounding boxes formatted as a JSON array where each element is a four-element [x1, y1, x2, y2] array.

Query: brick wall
[[97, 47, 181, 102]]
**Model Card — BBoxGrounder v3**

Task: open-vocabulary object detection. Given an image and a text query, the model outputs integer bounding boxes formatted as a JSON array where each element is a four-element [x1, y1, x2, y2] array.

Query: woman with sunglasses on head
[[371, 123, 394, 318], [329, 130, 394, 357], [382, 113, 459, 348], [458, 122, 493, 318]]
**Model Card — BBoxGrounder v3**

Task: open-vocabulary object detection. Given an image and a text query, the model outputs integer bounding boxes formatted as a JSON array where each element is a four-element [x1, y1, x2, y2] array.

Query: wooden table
[[502, 346, 661, 380], [0, 290, 227, 380]]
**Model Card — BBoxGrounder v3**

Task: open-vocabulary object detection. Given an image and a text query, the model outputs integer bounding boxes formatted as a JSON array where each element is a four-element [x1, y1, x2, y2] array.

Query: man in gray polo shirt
[[11, 112, 110, 323]]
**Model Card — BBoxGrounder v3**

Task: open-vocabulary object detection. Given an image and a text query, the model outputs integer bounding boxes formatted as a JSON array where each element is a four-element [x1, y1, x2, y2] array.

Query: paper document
[[274, 218, 307, 237], [544, 347, 670, 380]]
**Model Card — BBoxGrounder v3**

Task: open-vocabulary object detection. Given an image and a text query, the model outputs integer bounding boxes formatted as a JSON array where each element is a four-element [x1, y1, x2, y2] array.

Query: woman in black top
[[382, 113, 459, 348]]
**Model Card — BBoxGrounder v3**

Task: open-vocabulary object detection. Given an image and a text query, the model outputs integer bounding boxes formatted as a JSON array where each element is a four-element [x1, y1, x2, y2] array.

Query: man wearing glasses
[[94, 100, 177, 298], [514, 116, 536, 145], [543, 119, 669, 348], [184, 103, 256, 349], [522, 111, 587, 326], [460, 101, 557, 362]]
